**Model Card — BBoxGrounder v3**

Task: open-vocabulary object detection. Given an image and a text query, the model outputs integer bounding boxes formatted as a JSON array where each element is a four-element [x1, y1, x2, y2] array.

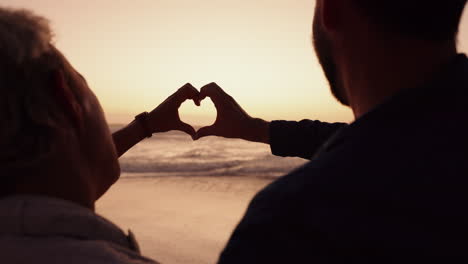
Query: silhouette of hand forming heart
[[194, 83, 270, 143], [148, 83, 200, 139]]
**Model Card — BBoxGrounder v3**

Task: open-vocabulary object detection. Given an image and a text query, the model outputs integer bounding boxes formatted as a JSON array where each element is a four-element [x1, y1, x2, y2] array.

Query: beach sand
[[96, 176, 273, 264]]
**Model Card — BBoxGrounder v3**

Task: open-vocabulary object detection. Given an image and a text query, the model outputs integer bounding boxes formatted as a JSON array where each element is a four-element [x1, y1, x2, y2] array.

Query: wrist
[[135, 112, 153, 138], [246, 118, 270, 144], [130, 119, 148, 141], [147, 110, 161, 133]]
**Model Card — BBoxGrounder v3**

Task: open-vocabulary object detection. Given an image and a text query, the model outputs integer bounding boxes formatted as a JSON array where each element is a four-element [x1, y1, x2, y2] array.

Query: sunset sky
[[3, 0, 468, 125]]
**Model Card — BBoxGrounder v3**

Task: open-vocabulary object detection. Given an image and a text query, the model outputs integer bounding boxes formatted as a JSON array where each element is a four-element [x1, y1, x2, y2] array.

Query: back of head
[[0, 7, 82, 195], [354, 0, 467, 41]]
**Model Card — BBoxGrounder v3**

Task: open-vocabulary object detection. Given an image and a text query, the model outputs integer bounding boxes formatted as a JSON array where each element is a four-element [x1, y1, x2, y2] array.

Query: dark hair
[[355, 0, 467, 41]]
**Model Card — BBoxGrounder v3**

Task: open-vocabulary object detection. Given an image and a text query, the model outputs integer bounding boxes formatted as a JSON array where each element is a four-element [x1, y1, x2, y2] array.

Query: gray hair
[[0, 7, 73, 173], [0, 7, 54, 65]]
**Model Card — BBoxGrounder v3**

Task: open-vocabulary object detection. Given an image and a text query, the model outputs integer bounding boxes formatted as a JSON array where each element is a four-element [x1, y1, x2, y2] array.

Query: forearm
[[112, 120, 148, 157]]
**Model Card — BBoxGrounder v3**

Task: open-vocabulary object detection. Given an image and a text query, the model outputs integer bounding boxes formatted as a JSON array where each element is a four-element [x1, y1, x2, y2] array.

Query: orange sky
[[3, 1, 468, 125]]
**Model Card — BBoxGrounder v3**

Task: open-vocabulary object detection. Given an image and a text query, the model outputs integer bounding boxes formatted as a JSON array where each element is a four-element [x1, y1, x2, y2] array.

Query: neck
[[7, 137, 97, 211], [342, 39, 458, 118]]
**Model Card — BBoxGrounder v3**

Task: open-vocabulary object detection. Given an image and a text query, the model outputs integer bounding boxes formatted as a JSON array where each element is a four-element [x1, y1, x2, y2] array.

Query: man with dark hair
[[191, 0, 468, 263]]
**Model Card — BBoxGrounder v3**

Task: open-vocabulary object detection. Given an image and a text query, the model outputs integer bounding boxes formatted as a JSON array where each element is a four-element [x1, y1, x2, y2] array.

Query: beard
[[312, 10, 350, 106]]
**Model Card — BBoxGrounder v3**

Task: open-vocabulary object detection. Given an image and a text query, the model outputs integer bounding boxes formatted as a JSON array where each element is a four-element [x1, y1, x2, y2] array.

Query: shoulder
[[218, 163, 345, 263], [0, 236, 159, 264], [239, 159, 349, 232]]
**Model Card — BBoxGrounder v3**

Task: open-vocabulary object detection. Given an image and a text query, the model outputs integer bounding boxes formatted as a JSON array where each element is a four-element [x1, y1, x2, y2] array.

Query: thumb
[[176, 122, 196, 139], [194, 125, 218, 140]]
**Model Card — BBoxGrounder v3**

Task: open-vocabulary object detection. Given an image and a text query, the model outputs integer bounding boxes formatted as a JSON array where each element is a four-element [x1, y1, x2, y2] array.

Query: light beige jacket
[[0, 195, 159, 264]]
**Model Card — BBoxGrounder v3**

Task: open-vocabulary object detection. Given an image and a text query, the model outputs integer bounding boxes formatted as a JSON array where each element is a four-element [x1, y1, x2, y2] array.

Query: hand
[[194, 82, 270, 143], [148, 83, 200, 138]]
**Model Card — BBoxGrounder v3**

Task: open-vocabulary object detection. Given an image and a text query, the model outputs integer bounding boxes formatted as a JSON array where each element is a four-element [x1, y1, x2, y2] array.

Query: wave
[[120, 154, 306, 178], [116, 127, 308, 178]]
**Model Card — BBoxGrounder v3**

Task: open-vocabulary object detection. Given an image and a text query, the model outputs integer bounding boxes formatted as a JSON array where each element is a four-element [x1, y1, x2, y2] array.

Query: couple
[[1, 1, 468, 263]]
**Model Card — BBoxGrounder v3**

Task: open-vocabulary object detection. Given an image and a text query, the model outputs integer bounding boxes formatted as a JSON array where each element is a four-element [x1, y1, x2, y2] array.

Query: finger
[[176, 121, 196, 138], [194, 125, 218, 140], [199, 82, 223, 101], [176, 83, 201, 106], [199, 82, 231, 109], [183, 83, 201, 106]]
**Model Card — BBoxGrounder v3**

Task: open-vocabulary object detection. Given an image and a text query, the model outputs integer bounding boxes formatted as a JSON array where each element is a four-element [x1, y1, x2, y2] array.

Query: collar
[[0, 195, 140, 253]]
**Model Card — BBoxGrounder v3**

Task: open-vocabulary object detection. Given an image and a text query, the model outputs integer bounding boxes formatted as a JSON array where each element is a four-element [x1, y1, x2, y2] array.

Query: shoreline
[[96, 176, 273, 264]]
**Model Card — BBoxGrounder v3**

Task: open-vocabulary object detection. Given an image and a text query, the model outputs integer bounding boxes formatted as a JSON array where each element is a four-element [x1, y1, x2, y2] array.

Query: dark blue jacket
[[218, 54, 468, 263]]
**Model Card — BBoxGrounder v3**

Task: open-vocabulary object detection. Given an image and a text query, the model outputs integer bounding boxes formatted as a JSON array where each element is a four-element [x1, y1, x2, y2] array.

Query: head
[[0, 7, 120, 208], [313, 0, 467, 106]]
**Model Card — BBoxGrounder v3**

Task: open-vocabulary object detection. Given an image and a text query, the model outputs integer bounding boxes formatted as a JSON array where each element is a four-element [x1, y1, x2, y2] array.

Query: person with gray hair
[[0, 7, 203, 263]]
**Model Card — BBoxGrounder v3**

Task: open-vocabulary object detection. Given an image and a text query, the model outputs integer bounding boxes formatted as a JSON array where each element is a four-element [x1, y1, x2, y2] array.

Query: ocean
[[111, 125, 308, 179]]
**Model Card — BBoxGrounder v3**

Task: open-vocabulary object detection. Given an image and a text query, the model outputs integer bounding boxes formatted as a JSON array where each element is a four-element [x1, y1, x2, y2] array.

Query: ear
[[51, 70, 84, 131], [320, 0, 344, 34]]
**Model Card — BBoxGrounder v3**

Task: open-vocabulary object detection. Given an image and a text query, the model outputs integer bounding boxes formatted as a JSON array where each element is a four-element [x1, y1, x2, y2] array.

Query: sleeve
[[269, 120, 348, 160]]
